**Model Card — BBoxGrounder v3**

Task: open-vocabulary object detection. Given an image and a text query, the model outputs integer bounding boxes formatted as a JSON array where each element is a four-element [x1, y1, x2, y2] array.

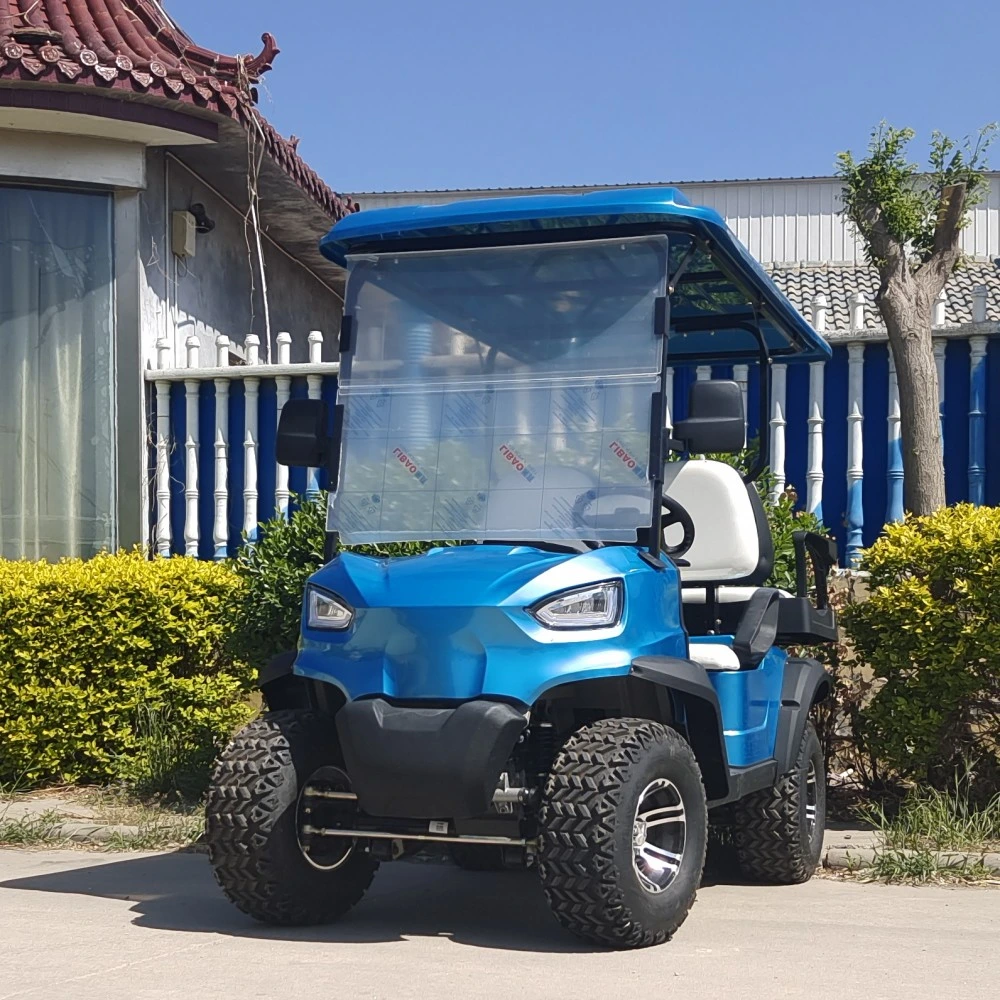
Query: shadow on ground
[[0, 846, 748, 953], [0, 851, 589, 952]]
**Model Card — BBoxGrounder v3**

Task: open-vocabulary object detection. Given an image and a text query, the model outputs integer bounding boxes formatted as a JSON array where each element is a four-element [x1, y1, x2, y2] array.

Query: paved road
[[0, 848, 995, 1000]]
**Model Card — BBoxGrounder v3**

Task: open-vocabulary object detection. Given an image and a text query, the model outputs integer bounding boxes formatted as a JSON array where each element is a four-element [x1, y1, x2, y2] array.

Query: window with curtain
[[0, 186, 115, 560]]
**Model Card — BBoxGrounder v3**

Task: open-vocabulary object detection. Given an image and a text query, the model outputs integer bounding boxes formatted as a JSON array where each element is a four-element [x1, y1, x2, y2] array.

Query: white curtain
[[0, 186, 115, 560]]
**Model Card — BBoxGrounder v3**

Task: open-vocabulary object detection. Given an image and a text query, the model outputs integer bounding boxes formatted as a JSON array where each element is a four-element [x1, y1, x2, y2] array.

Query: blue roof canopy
[[321, 188, 831, 363]]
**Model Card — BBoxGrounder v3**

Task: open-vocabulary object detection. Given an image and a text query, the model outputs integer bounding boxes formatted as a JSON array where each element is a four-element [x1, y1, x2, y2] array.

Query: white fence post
[[664, 368, 674, 439], [850, 292, 866, 331], [806, 360, 825, 518], [243, 333, 260, 542], [732, 364, 749, 442], [933, 338, 946, 451], [969, 335, 988, 505], [154, 338, 172, 557], [183, 335, 201, 557], [213, 335, 230, 560], [275, 331, 292, 519], [933, 289, 947, 328], [306, 331, 324, 503], [972, 285, 988, 325], [769, 364, 787, 501]]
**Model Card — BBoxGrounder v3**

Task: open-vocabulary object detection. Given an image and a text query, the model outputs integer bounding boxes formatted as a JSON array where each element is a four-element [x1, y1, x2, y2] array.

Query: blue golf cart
[[206, 189, 838, 948]]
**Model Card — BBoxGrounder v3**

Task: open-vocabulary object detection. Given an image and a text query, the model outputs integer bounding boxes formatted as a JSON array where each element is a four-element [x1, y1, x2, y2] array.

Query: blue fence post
[[969, 334, 988, 505], [886, 348, 904, 523], [846, 342, 865, 566]]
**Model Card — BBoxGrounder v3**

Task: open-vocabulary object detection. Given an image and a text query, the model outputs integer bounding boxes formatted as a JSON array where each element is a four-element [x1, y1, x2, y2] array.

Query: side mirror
[[672, 380, 745, 454], [276, 398, 331, 468]]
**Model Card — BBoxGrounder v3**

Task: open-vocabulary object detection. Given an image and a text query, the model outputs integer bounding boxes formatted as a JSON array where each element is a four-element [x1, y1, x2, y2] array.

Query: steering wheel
[[568, 488, 696, 560], [660, 495, 696, 559]]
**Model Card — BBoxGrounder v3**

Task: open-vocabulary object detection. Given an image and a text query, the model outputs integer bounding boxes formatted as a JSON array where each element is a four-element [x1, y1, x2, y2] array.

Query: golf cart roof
[[321, 188, 831, 363]]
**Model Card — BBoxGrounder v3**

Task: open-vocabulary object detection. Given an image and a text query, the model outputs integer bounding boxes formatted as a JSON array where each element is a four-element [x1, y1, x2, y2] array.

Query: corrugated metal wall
[[355, 176, 1000, 265]]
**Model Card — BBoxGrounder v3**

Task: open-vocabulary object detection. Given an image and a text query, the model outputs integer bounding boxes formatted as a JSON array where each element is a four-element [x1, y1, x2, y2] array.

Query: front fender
[[630, 656, 730, 801]]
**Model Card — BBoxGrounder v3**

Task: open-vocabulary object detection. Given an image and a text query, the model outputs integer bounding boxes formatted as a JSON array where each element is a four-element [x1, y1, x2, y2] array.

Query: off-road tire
[[450, 843, 508, 871], [733, 721, 826, 884], [537, 718, 707, 949], [206, 710, 378, 925]]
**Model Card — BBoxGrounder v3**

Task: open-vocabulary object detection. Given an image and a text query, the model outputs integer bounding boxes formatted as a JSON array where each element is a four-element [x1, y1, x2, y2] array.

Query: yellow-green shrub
[[0, 551, 254, 788], [845, 504, 1000, 794]]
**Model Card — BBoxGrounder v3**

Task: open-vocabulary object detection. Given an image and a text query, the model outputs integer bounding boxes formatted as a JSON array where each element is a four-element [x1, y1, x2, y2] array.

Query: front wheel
[[206, 710, 378, 926], [733, 721, 826, 883], [537, 718, 707, 949]]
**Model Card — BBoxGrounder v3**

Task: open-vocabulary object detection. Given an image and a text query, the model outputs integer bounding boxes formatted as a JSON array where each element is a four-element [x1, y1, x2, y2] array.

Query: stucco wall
[[140, 149, 342, 369]]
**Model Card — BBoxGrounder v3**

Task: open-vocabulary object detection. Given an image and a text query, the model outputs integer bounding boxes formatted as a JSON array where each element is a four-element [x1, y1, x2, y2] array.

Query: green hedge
[[0, 552, 253, 789], [845, 504, 1000, 796]]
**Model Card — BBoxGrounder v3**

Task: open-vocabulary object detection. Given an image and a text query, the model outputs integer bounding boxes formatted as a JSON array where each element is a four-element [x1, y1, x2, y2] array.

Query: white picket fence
[[146, 330, 339, 560], [145, 292, 997, 564]]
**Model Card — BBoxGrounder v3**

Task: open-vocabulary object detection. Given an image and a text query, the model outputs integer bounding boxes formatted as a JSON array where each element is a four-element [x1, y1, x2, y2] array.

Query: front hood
[[309, 545, 602, 610], [297, 544, 684, 703]]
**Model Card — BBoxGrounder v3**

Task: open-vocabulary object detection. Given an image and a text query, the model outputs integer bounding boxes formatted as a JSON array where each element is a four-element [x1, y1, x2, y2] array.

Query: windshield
[[329, 236, 668, 545]]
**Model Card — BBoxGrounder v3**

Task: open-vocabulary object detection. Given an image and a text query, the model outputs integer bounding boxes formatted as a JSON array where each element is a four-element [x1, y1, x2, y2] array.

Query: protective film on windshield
[[330, 236, 667, 544]]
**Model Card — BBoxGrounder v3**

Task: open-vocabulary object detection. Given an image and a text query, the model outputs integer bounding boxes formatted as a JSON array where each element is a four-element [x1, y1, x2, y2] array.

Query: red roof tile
[[0, 1, 355, 220]]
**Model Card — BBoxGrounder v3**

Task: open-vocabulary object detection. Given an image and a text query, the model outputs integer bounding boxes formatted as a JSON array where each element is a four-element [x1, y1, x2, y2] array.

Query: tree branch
[[919, 183, 967, 290]]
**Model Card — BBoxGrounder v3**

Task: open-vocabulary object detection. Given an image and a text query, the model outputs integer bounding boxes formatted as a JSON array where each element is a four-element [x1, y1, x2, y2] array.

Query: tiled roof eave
[[0, 1, 355, 222]]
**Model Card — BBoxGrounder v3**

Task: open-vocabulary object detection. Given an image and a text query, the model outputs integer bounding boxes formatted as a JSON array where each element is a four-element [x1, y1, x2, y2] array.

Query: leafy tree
[[837, 123, 997, 514]]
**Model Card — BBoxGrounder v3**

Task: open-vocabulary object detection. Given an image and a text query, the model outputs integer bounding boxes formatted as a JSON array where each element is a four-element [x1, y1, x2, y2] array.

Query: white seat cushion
[[688, 641, 742, 671], [663, 459, 760, 584], [682, 586, 793, 604]]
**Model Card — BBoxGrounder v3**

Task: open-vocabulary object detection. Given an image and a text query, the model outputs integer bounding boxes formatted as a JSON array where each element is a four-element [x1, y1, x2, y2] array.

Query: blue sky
[[167, 0, 1000, 195]]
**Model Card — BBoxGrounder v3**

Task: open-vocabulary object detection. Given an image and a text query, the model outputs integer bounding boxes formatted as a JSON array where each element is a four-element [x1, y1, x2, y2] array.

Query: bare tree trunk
[[879, 287, 946, 514]]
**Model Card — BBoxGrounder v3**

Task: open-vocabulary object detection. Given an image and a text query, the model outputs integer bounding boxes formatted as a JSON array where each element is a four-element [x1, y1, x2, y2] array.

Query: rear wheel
[[537, 718, 707, 949], [206, 710, 378, 925], [733, 721, 826, 883]]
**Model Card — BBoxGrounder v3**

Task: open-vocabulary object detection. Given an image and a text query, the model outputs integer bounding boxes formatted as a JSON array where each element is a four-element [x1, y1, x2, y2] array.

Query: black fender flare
[[258, 649, 297, 689], [773, 657, 832, 775], [630, 656, 730, 801]]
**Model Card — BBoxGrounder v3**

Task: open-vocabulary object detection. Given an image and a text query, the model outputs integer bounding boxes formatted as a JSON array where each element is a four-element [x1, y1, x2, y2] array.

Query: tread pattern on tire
[[206, 710, 377, 926], [537, 717, 705, 949], [733, 721, 822, 884]]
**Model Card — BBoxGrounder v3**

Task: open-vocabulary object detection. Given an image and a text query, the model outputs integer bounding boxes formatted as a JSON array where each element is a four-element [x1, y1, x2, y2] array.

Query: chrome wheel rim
[[296, 765, 356, 871], [632, 778, 686, 894], [805, 760, 819, 837]]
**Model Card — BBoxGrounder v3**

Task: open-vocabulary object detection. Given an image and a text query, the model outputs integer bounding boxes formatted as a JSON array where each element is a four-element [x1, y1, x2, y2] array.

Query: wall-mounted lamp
[[171, 204, 216, 258], [189, 203, 216, 235]]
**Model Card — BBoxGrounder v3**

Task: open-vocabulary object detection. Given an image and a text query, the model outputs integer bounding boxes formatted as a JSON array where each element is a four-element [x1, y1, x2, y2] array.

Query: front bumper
[[335, 698, 527, 819]]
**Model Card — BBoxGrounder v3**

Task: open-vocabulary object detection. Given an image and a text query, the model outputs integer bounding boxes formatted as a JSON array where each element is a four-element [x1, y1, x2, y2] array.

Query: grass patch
[[854, 776, 1000, 884], [861, 848, 994, 884], [0, 788, 204, 851], [0, 810, 65, 847], [859, 781, 1000, 854]]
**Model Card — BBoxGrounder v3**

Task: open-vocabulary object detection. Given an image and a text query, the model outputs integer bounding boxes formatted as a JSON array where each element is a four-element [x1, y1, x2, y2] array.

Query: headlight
[[307, 587, 354, 630], [529, 580, 622, 630]]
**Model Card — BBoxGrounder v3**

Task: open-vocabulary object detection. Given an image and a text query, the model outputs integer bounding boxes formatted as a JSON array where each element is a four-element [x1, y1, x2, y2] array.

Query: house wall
[[140, 149, 342, 370]]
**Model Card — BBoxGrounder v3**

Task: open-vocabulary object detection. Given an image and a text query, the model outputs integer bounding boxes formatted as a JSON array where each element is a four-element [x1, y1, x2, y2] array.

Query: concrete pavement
[[0, 848, 996, 1000]]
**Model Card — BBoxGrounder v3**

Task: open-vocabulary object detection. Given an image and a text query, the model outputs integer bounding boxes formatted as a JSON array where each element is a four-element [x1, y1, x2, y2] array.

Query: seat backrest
[[662, 458, 773, 584]]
